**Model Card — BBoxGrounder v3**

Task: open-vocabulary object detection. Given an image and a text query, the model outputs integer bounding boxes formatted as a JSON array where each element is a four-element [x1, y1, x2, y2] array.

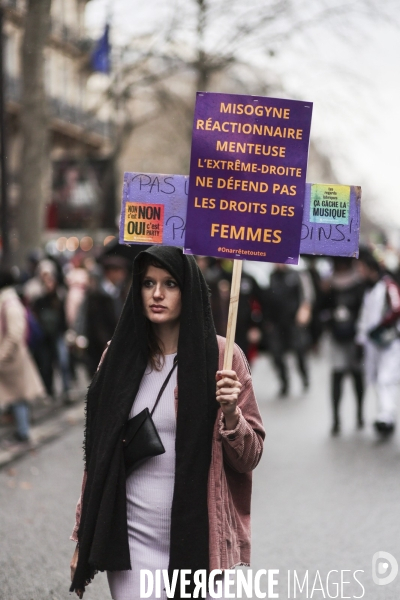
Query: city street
[[1, 1, 400, 599], [1, 346, 399, 600]]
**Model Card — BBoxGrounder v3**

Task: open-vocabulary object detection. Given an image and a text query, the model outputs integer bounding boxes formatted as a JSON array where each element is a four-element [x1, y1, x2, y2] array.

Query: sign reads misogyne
[[184, 92, 313, 263]]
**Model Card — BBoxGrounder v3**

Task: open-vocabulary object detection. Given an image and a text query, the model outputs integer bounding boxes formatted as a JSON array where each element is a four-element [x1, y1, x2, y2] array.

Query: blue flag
[[91, 24, 111, 73]]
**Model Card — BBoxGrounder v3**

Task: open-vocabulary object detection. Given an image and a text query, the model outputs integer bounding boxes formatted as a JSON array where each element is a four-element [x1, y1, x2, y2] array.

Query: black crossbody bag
[[122, 356, 178, 477]]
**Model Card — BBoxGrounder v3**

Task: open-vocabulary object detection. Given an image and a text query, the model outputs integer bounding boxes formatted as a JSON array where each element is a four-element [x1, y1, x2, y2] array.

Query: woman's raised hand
[[216, 370, 242, 430]]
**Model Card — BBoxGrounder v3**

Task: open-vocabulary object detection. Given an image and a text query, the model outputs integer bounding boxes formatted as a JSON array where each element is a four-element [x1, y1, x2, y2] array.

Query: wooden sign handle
[[223, 259, 243, 370]]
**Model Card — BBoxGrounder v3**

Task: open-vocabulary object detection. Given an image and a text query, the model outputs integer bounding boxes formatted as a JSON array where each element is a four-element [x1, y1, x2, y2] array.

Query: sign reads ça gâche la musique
[[184, 92, 313, 263]]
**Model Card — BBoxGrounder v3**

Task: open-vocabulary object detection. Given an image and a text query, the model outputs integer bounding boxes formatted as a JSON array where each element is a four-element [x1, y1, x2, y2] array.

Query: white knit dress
[[107, 353, 177, 600]]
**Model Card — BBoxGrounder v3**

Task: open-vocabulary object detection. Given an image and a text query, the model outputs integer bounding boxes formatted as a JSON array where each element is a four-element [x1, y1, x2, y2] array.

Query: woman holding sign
[[70, 246, 264, 599]]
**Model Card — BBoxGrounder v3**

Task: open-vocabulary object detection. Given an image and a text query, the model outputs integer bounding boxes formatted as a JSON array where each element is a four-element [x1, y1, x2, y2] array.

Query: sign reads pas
[[120, 173, 188, 245], [119, 172, 361, 258], [184, 92, 313, 264]]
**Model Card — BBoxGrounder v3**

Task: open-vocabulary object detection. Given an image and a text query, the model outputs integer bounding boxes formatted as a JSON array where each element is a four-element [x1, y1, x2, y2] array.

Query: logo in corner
[[372, 551, 398, 586]]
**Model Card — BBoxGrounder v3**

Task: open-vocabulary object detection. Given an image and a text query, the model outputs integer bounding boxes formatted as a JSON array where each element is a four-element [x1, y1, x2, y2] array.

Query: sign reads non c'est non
[[184, 92, 313, 263]]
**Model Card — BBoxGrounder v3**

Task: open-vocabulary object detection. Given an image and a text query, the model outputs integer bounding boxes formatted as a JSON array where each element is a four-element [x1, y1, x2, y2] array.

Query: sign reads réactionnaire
[[184, 92, 313, 263]]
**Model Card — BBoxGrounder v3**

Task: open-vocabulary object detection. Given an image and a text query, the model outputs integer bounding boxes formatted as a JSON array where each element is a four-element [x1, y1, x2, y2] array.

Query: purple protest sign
[[119, 172, 188, 247], [184, 92, 313, 263], [300, 184, 361, 257]]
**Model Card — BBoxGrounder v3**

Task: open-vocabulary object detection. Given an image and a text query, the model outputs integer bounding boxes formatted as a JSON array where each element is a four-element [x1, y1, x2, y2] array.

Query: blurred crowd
[[1, 240, 400, 443], [199, 247, 400, 437]]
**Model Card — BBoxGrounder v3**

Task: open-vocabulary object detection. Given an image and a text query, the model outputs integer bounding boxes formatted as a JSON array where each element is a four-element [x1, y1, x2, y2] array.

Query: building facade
[[3, 0, 115, 241]]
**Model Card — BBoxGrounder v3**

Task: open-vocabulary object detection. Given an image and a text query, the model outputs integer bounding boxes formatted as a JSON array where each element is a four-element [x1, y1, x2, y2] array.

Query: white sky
[[86, 0, 400, 233]]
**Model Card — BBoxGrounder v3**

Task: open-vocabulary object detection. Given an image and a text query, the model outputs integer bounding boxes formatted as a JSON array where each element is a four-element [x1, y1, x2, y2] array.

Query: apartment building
[[3, 0, 115, 236]]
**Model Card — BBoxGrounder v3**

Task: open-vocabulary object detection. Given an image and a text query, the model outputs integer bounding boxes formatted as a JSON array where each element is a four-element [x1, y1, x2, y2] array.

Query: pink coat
[[71, 336, 265, 570], [0, 287, 45, 407]]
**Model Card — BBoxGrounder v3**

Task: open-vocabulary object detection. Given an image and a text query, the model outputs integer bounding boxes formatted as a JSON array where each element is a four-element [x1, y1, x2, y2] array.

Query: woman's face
[[141, 265, 182, 325]]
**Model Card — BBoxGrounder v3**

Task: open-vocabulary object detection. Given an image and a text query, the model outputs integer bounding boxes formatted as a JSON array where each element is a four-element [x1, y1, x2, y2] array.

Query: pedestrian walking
[[69, 246, 264, 599], [303, 256, 325, 350], [23, 257, 58, 304], [264, 264, 312, 396], [32, 270, 71, 400], [0, 269, 45, 442], [76, 253, 130, 377], [325, 258, 366, 435], [201, 257, 264, 364], [65, 264, 89, 330], [356, 249, 400, 436]]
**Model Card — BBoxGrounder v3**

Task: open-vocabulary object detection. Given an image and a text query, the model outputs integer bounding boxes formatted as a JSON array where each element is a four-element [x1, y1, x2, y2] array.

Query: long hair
[[136, 253, 180, 371]]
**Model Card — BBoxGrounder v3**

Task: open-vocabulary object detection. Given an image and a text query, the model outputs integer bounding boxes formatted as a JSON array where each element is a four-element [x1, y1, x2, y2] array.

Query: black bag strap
[[150, 355, 178, 417]]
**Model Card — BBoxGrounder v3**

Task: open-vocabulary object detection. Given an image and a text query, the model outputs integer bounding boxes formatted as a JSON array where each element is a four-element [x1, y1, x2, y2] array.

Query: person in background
[[235, 270, 265, 364], [32, 271, 70, 401], [325, 258, 366, 435], [64, 259, 90, 382], [18, 249, 43, 285], [197, 257, 265, 363], [196, 256, 230, 342], [23, 258, 58, 305], [65, 261, 90, 331], [0, 269, 45, 442], [78, 254, 131, 376], [264, 264, 313, 396], [303, 256, 325, 351], [356, 249, 400, 436]]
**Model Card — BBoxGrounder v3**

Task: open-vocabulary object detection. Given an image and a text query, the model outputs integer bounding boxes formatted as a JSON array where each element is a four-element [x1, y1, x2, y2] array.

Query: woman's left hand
[[216, 370, 242, 430]]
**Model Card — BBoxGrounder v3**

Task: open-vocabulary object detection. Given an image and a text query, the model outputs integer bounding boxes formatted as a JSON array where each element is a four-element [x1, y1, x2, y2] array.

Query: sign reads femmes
[[184, 92, 313, 263]]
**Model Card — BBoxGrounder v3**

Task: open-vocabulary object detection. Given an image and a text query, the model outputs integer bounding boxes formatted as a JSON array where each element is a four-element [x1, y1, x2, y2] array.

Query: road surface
[[1, 346, 399, 599]]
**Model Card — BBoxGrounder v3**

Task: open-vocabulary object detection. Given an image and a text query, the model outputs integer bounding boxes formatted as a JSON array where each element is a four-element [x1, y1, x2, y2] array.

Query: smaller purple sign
[[119, 173, 188, 247], [301, 184, 361, 257], [185, 92, 313, 264]]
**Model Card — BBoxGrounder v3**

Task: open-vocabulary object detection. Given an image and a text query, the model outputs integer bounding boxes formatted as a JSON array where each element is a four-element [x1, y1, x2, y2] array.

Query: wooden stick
[[223, 259, 243, 370]]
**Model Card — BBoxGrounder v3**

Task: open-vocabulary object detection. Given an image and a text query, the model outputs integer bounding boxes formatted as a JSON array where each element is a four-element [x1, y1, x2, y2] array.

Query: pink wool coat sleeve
[[71, 336, 265, 572], [208, 336, 265, 570]]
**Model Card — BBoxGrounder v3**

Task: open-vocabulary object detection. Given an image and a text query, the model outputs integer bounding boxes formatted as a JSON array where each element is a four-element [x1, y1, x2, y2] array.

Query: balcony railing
[[49, 97, 112, 139], [5, 73, 112, 140], [49, 18, 94, 53]]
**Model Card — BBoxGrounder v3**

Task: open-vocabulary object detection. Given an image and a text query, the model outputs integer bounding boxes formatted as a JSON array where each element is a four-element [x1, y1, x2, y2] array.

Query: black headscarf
[[71, 246, 219, 596]]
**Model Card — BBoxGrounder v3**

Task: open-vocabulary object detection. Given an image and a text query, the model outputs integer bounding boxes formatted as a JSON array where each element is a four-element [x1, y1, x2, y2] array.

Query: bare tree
[[95, 0, 395, 177], [14, 0, 52, 266]]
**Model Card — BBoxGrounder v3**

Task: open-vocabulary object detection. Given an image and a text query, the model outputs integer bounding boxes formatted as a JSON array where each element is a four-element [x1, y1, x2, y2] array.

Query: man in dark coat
[[265, 264, 311, 396], [83, 255, 130, 376]]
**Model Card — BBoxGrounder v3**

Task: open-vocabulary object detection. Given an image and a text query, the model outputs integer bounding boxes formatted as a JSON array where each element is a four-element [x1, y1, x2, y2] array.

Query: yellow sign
[[123, 203, 164, 243]]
